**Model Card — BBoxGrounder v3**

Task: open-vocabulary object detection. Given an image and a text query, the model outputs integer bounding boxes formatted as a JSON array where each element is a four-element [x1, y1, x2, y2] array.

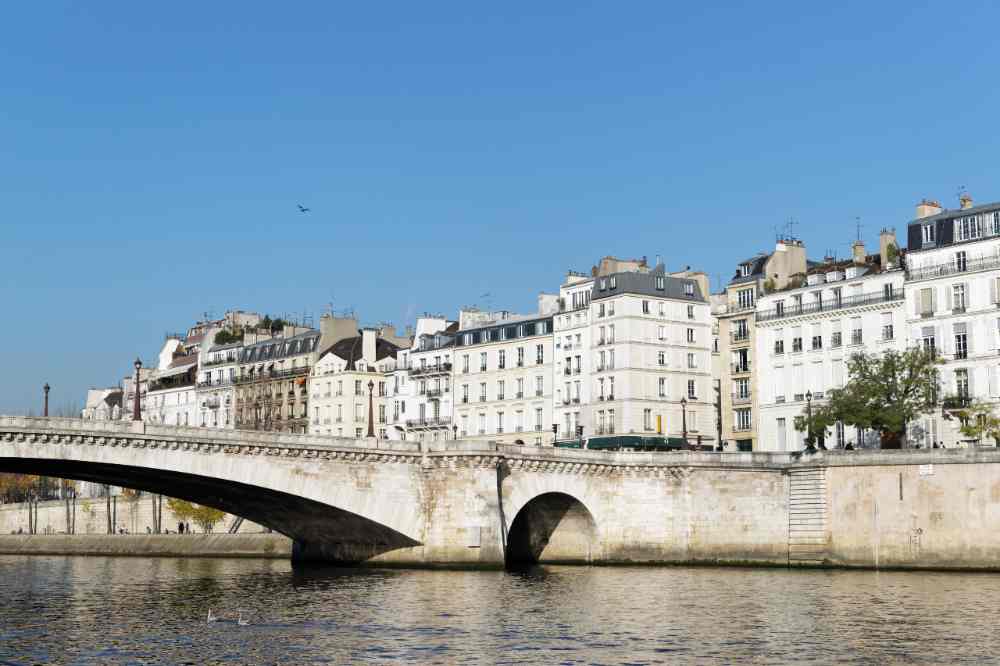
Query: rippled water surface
[[3, 556, 1000, 664]]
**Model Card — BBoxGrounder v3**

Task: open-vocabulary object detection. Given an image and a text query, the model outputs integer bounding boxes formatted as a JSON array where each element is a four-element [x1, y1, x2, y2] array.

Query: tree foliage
[[166, 498, 226, 533], [213, 329, 244, 345], [956, 401, 1000, 446], [795, 347, 941, 448]]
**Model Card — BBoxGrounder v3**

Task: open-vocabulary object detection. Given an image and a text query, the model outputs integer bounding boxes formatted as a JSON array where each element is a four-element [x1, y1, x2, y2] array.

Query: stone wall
[[0, 533, 290, 558], [823, 450, 1000, 569]]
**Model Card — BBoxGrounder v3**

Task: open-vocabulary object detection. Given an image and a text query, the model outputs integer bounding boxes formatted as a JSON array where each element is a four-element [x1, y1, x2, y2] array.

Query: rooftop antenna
[[786, 217, 799, 240], [855, 216, 863, 242]]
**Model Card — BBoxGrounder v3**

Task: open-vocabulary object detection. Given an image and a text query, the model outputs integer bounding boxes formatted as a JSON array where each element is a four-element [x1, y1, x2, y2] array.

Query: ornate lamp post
[[367, 380, 375, 438], [452, 424, 458, 440], [43, 383, 50, 417], [132, 358, 142, 421], [805, 390, 815, 452], [680, 397, 689, 449]]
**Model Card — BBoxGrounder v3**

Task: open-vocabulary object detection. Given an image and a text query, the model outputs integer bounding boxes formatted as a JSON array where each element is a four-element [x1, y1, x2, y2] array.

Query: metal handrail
[[757, 291, 903, 322]]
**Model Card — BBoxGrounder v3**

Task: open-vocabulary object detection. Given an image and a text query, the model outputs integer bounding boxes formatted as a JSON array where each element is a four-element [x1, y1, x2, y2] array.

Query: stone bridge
[[6, 416, 1000, 570]]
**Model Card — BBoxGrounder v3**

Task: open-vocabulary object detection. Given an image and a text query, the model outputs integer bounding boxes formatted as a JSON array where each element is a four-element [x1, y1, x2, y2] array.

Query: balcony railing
[[943, 395, 972, 410], [731, 362, 751, 374], [234, 366, 310, 384], [757, 290, 904, 322], [731, 330, 750, 343], [409, 362, 452, 376], [732, 393, 752, 405], [908, 253, 1000, 281], [405, 417, 452, 428]]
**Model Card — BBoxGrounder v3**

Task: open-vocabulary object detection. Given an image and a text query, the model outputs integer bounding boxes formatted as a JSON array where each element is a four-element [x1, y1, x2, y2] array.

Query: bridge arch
[[505, 492, 598, 565], [0, 418, 427, 563]]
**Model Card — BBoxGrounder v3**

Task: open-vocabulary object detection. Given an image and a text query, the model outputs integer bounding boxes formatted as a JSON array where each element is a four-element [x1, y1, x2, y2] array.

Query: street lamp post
[[43, 383, 50, 417], [681, 397, 689, 450], [552, 424, 559, 447], [805, 390, 815, 452], [132, 358, 142, 421], [367, 380, 375, 438], [452, 424, 458, 440]]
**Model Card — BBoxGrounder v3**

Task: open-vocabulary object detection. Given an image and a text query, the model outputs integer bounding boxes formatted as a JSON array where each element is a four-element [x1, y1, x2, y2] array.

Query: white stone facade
[[904, 199, 1000, 447], [453, 315, 554, 445], [755, 259, 906, 451]]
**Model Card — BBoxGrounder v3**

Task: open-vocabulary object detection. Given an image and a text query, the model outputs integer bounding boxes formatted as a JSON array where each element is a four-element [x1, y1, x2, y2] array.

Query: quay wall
[[0, 497, 267, 536], [0, 533, 290, 558]]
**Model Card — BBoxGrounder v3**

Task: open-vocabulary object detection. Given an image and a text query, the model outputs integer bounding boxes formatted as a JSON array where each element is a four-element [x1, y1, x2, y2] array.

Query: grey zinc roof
[[908, 201, 1000, 226], [592, 269, 706, 303]]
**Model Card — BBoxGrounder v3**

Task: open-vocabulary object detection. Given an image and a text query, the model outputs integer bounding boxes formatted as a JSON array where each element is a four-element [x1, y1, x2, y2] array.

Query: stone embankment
[[0, 533, 291, 558]]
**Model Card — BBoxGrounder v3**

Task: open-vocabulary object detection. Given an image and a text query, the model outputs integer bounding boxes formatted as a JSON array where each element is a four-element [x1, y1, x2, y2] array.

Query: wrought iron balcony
[[405, 417, 452, 429], [908, 253, 1000, 282], [757, 290, 904, 322], [731, 393, 752, 405], [410, 362, 452, 376]]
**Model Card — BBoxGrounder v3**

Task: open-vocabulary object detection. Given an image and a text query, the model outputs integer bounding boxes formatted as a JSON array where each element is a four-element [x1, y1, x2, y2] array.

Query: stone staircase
[[788, 468, 828, 565]]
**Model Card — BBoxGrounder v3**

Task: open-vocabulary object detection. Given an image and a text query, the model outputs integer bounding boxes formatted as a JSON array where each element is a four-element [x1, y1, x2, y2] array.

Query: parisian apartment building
[[82, 199, 1000, 452]]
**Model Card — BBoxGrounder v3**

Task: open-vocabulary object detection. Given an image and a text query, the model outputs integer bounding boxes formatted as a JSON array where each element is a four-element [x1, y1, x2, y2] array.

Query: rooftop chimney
[[852, 240, 866, 265], [960, 192, 974, 210], [361, 328, 376, 364], [916, 199, 942, 219], [878, 228, 897, 269]]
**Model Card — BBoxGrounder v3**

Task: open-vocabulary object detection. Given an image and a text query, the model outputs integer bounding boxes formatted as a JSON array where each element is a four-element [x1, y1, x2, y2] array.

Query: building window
[[811, 335, 822, 350], [956, 368, 970, 398], [955, 333, 968, 360], [687, 380, 696, 399], [656, 276, 665, 290], [497, 380, 505, 401], [956, 215, 983, 242], [643, 408, 652, 430], [536, 345, 544, 364], [657, 326, 665, 341], [739, 263, 752, 277], [955, 251, 967, 272], [479, 383, 487, 402], [774, 339, 785, 355], [687, 353, 696, 369], [684, 282, 694, 297], [738, 288, 754, 309], [687, 328, 695, 343], [658, 377, 666, 397], [498, 350, 506, 369], [610, 276, 617, 289], [952, 284, 967, 312], [658, 351, 666, 366], [922, 224, 935, 244], [497, 411, 504, 434], [642, 300, 650, 314], [735, 409, 751, 431], [792, 336, 803, 353], [687, 305, 695, 319]]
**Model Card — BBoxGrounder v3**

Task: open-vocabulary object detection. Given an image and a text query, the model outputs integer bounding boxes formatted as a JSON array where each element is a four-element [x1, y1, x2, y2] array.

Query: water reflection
[[2, 556, 1000, 664]]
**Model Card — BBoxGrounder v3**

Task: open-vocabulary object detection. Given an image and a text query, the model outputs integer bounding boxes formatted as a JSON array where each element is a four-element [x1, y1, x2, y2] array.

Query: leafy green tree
[[213, 329, 243, 345], [795, 347, 940, 449], [956, 401, 1000, 447], [167, 498, 226, 533]]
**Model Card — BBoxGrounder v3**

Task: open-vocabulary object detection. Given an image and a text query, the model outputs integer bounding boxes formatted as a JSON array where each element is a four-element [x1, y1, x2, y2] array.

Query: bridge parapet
[[6, 416, 1000, 473]]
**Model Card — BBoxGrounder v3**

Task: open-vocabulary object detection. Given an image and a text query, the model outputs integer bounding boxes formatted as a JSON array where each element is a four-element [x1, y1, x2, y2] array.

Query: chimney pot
[[960, 192, 974, 210]]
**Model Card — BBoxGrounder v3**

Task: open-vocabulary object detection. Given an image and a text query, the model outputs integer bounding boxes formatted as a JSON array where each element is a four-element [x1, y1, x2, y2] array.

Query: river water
[[2, 556, 999, 664]]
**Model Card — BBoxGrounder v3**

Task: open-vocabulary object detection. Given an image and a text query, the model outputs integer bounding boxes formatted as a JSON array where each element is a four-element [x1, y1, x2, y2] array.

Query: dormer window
[[599, 278, 607, 290], [609, 276, 617, 289], [655, 276, 665, 290], [684, 282, 695, 297], [921, 224, 935, 244], [739, 263, 752, 277]]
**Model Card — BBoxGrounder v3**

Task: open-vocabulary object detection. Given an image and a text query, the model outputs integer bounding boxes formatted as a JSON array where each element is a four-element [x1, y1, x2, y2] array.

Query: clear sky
[[2, 2, 999, 414]]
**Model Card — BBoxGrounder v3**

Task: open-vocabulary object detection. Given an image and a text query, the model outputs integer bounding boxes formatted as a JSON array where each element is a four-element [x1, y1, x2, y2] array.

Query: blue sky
[[2, 2, 999, 413]]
